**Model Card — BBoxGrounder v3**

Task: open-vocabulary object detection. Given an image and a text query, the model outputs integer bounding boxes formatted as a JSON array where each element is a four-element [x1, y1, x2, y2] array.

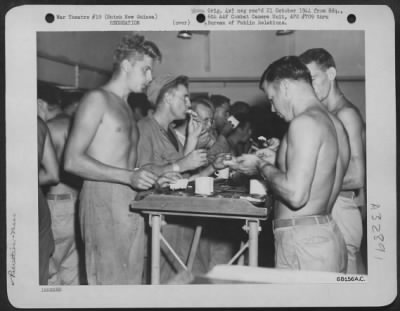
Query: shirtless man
[[37, 116, 59, 284], [64, 34, 164, 285], [37, 84, 80, 285], [299, 48, 366, 273], [229, 56, 350, 272]]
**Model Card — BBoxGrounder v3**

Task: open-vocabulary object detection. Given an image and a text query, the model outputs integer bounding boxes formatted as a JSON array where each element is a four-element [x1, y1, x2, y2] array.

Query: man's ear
[[120, 59, 131, 73], [280, 79, 290, 98], [326, 67, 337, 81], [163, 91, 172, 106]]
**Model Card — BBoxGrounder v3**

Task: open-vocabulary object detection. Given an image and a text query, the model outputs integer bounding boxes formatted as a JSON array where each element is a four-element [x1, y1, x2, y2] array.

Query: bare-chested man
[[37, 83, 81, 285], [64, 34, 164, 285], [37, 116, 59, 284], [228, 56, 350, 272], [299, 48, 366, 273]]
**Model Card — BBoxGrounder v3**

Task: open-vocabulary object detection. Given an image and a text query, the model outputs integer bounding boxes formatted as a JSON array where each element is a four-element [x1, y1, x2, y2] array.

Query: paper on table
[[169, 178, 189, 190]]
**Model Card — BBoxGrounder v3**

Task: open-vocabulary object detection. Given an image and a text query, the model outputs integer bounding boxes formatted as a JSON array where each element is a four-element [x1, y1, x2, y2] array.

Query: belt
[[339, 191, 355, 199], [273, 215, 332, 230], [46, 193, 75, 201]]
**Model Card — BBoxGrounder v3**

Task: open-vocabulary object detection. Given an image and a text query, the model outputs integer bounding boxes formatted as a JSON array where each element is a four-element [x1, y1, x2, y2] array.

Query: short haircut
[[259, 56, 312, 89], [37, 82, 62, 107], [113, 33, 162, 70], [157, 76, 189, 106], [209, 94, 230, 109], [298, 48, 336, 70], [191, 96, 214, 113]]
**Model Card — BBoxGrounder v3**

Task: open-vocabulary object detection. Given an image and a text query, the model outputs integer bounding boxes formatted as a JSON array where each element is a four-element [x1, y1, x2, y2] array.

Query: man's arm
[[337, 107, 366, 190], [141, 150, 208, 176], [39, 122, 59, 186], [64, 91, 132, 185], [259, 116, 321, 209]]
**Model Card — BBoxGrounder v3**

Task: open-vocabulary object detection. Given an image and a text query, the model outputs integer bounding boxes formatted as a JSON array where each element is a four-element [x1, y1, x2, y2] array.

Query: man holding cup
[[226, 56, 350, 273]]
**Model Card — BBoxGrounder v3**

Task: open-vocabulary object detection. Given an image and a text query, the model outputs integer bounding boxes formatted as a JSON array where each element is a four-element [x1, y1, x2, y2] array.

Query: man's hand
[[220, 120, 235, 137], [256, 147, 277, 166], [196, 131, 215, 149], [265, 137, 280, 151], [187, 113, 202, 138], [234, 154, 261, 175], [129, 168, 158, 190], [181, 149, 208, 171], [156, 171, 183, 188], [212, 153, 230, 170]]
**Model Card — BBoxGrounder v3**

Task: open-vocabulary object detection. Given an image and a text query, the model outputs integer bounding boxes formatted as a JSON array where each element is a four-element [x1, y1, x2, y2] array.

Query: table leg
[[151, 214, 161, 284], [187, 225, 202, 271], [248, 220, 259, 266]]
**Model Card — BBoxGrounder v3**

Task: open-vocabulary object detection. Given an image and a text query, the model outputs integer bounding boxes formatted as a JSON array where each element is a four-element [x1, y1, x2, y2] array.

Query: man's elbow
[[64, 154, 79, 175], [50, 173, 60, 185], [288, 189, 309, 210], [353, 171, 365, 189], [345, 173, 365, 190]]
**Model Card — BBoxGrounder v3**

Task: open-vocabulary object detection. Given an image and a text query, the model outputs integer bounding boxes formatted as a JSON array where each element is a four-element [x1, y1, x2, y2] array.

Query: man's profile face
[[305, 61, 331, 102], [213, 102, 230, 132], [127, 55, 154, 93], [194, 103, 213, 133], [168, 84, 191, 120], [263, 81, 288, 121]]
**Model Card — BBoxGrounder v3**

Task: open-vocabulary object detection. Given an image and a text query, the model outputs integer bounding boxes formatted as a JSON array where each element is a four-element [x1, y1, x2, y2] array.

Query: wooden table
[[130, 181, 272, 284]]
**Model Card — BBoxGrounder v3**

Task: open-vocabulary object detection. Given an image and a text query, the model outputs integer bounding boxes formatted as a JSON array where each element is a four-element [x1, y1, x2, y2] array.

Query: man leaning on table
[[226, 56, 350, 273]]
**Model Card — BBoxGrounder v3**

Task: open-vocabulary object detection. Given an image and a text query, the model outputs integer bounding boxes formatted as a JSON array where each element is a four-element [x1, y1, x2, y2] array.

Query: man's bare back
[[274, 106, 349, 219], [334, 98, 366, 193]]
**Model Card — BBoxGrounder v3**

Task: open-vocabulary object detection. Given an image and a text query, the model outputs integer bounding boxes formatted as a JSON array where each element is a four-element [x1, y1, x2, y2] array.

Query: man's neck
[[153, 109, 174, 130], [292, 87, 321, 118], [324, 83, 345, 113], [104, 76, 130, 101]]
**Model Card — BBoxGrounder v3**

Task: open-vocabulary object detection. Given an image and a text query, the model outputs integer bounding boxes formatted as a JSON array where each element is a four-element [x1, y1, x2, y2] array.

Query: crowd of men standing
[[37, 33, 366, 285]]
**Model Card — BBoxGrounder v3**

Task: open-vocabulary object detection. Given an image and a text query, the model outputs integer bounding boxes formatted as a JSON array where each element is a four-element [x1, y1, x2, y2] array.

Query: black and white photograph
[[5, 5, 397, 308]]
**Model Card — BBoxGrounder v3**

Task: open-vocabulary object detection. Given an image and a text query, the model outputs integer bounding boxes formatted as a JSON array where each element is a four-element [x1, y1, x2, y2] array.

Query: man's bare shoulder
[[293, 109, 326, 130], [78, 89, 110, 111], [336, 101, 365, 127]]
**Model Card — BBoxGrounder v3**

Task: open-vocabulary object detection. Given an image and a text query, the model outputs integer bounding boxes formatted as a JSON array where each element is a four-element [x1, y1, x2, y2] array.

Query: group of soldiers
[[37, 33, 365, 285]]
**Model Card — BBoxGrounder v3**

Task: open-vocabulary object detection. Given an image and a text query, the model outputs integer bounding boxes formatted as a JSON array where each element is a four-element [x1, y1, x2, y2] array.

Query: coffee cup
[[250, 179, 267, 196], [215, 167, 230, 179], [195, 177, 214, 195]]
